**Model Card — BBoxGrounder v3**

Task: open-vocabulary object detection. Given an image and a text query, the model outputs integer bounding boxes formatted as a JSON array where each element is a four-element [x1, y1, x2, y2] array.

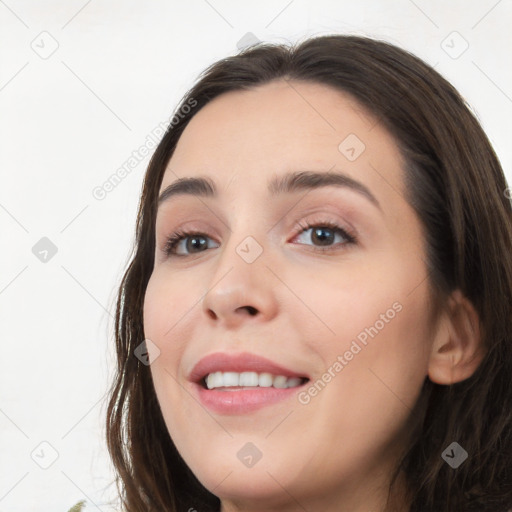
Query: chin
[[181, 441, 315, 506], [202, 470, 300, 509]]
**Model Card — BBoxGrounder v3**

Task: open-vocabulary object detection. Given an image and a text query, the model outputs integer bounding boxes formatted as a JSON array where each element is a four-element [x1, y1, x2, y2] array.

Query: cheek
[[143, 269, 197, 347], [142, 271, 196, 432], [326, 285, 432, 428], [143, 270, 198, 399], [142, 272, 166, 342], [302, 252, 433, 417], [288, 250, 429, 355], [297, 287, 433, 480]]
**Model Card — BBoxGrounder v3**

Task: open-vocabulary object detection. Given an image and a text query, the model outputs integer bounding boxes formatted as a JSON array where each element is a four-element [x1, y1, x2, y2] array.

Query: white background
[[1, 1, 511, 511]]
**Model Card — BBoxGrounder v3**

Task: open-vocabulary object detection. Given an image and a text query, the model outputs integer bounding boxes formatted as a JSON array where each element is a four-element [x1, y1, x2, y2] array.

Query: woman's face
[[143, 80, 438, 511]]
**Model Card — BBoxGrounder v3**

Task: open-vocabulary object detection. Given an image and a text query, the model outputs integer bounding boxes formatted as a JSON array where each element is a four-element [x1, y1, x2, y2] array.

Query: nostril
[[245, 306, 258, 316]]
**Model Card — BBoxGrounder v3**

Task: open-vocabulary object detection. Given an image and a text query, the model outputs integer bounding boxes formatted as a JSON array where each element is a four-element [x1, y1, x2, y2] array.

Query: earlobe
[[427, 290, 485, 385]]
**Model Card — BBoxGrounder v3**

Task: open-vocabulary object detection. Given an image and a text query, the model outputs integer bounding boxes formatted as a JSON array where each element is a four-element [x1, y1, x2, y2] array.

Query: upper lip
[[189, 352, 310, 384]]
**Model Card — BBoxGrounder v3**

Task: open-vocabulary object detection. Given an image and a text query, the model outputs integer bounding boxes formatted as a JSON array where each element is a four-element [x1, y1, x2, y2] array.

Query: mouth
[[200, 371, 308, 390], [189, 352, 310, 414]]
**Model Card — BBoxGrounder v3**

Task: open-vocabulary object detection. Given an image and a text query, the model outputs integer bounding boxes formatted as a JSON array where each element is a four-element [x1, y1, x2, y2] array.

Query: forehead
[[159, 80, 406, 205]]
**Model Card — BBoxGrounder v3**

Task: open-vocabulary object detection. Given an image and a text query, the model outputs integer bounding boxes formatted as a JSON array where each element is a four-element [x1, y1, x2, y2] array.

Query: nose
[[201, 235, 279, 329]]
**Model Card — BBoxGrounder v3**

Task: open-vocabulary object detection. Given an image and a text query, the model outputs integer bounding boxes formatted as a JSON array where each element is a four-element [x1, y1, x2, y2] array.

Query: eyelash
[[163, 219, 357, 258]]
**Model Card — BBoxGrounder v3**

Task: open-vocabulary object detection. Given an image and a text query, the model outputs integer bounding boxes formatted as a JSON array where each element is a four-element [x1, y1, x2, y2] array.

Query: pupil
[[313, 227, 334, 246], [187, 236, 207, 252]]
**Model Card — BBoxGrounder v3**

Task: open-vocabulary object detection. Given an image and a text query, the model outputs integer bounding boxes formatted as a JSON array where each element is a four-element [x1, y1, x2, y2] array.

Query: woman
[[105, 34, 512, 512]]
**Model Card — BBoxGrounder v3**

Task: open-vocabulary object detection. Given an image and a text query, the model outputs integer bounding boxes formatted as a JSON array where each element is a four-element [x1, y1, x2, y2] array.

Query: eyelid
[[160, 222, 219, 258], [288, 213, 358, 243], [160, 213, 358, 258]]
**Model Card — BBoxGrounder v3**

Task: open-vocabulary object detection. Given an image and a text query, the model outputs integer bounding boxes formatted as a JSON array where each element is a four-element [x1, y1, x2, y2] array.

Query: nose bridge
[[201, 217, 278, 325], [216, 204, 271, 271]]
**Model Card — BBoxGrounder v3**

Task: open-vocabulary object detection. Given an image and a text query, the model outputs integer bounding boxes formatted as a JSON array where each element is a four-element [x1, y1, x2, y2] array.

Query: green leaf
[[67, 500, 86, 512]]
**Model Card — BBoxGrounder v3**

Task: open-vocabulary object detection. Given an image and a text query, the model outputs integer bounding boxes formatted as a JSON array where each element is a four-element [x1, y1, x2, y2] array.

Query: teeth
[[239, 372, 259, 386], [273, 375, 288, 388], [223, 372, 239, 387], [258, 372, 273, 387], [205, 371, 305, 390]]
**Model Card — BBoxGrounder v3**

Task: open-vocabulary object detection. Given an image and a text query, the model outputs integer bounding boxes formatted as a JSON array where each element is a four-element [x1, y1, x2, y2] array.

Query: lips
[[188, 352, 310, 414], [188, 351, 310, 385]]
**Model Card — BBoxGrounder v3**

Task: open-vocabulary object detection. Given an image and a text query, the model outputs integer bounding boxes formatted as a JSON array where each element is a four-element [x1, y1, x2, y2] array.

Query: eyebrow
[[157, 170, 382, 212]]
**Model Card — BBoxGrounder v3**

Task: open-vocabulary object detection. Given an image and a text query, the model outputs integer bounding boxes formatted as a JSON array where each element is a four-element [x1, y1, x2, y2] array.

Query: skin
[[143, 80, 484, 512]]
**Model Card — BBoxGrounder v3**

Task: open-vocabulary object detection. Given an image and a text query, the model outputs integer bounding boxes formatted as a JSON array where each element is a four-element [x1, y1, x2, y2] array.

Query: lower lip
[[193, 382, 306, 414]]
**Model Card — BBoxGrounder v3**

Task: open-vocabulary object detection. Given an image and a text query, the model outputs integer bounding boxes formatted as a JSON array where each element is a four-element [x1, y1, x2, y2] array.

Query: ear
[[428, 289, 486, 385]]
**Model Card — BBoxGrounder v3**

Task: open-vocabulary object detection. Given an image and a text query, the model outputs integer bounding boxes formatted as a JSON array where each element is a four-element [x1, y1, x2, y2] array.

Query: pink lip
[[188, 352, 309, 415]]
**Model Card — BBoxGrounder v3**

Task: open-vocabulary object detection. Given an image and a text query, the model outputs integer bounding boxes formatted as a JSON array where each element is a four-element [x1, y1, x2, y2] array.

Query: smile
[[204, 371, 306, 390], [189, 352, 310, 414]]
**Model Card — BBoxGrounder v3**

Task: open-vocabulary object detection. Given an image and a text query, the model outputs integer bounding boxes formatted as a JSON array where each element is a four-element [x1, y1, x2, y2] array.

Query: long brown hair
[[106, 34, 512, 512]]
